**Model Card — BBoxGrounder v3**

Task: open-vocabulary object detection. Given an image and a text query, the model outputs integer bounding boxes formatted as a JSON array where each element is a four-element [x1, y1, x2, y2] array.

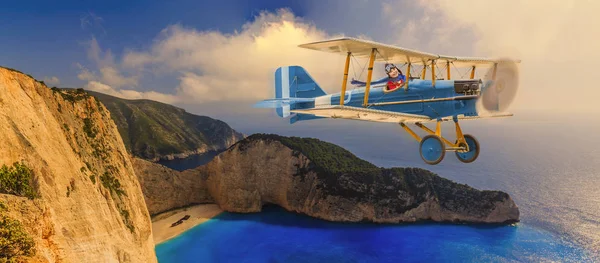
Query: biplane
[[255, 37, 520, 165]]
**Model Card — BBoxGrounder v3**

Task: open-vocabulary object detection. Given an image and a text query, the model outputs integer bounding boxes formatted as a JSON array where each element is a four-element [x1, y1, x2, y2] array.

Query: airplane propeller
[[480, 60, 520, 112]]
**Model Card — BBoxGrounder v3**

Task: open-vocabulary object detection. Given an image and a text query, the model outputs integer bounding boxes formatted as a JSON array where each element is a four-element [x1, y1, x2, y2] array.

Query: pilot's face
[[388, 67, 399, 78]]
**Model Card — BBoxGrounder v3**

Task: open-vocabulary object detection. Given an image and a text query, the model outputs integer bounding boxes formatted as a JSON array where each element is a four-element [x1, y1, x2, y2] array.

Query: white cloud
[[80, 12, 106, 35], [42, 76, 60, 86], [424, 0, 600, 112], [120, 8, 346, 103], [77, 37, 139, 89], [85, 81, 178, 104]]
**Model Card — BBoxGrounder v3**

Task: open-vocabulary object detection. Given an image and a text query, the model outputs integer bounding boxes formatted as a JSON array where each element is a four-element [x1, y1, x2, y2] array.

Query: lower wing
[[291, 105, 512, 123]]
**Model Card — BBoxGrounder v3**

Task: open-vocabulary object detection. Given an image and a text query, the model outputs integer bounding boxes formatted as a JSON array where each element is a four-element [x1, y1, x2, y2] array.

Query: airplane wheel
[[455, 134, 480, 163], [419, 135, 446, 165]]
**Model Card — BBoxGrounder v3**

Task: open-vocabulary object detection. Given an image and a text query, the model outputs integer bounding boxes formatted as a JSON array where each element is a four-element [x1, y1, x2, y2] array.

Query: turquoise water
[[156, 206, 593, 262]]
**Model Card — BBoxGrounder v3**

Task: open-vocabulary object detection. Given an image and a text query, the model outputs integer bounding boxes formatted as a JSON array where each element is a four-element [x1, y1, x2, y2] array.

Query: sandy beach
[[152, 204, 223, 244]]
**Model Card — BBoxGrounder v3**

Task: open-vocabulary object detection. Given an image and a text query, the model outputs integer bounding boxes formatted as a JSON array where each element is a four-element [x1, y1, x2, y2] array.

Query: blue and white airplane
[[255, 38, 520, 165]]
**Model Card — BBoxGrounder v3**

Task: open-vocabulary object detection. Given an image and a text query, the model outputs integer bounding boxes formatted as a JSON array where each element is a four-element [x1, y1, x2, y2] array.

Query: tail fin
[[255, 66, 327, 118]]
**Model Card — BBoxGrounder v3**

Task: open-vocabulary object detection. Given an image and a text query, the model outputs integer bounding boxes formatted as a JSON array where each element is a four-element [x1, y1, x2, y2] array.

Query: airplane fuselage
[[293, 79, 481, 120]]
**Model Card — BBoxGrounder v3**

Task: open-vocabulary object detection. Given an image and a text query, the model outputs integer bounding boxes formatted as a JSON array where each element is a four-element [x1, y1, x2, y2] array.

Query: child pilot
[[351, 63, 406, 91]]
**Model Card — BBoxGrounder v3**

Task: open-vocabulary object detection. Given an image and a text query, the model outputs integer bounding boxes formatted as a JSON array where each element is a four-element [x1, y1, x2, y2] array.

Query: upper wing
[[298, 37, 520, 65], [290, 105, 513, 124], [299, 37, 438, 64], [439, 56, 521, 67]]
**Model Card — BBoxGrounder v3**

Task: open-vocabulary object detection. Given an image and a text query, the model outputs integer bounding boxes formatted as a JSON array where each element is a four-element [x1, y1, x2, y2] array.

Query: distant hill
[[84, 90, 245, 161]]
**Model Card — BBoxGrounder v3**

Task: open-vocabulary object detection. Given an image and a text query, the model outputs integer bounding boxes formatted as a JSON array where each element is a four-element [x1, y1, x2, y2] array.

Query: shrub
[[100, 172, 126, 197], [83, 118, 97, 138], [84, 162, 93, 172], [119, 207, 134, 233], [0, 163, 38, 199], [0, 202, 36, 262], [66, 179, 75, 197], [56, 89, 89, 103]]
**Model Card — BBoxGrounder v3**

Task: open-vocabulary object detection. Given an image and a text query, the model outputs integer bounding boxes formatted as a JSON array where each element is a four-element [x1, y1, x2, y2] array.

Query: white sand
[[152, 204, 223, 244]]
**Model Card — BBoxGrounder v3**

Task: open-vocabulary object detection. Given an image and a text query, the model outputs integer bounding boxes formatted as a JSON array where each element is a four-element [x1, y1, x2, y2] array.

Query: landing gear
[[399, 117, 480, 165], [420, 135, 446, 165], [455, 134, 480, 163]]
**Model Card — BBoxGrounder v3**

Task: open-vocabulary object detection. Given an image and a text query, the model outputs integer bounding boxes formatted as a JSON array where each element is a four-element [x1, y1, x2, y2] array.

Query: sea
[[155, 109, 600, 262]]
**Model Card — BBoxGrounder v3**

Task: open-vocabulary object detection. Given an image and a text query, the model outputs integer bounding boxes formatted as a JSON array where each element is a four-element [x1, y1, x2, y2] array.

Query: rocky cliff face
[[84, 90, 245, 162], [132, 158, 213, 216], [0, 67, 157, 262], [192, 134, 519, 224]]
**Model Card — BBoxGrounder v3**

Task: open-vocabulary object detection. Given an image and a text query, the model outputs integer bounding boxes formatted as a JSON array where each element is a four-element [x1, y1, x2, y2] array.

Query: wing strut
[[431, 59, 436, 87], [340, 52, 351, 105], [406, 61, 411, 90], [362, 48, 377, 107]]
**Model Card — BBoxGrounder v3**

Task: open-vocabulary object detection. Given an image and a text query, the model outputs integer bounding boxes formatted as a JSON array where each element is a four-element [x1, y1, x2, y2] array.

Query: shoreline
[[152, 204, 223, 244]]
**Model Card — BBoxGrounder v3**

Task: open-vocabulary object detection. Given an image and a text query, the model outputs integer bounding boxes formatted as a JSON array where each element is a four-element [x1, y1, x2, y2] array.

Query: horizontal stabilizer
[[253, 97, 315, 108]]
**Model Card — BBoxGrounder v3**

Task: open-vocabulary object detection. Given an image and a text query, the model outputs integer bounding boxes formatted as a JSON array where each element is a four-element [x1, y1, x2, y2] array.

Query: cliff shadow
[[156, 150, 224, 171], [211, 204, 518, 233]]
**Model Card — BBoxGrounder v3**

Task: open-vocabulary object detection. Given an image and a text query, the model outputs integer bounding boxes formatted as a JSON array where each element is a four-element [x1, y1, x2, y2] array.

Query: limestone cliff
[[132, 158, 212, 216], [192, 134, 519, 224], [0, 67, 157, 262]]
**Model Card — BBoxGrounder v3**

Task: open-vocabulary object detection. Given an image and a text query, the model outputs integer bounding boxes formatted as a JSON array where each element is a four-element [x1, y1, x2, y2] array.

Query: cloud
[[120, 8, 348, 104], [76, 37, 140, 92], [42, 76, 60, 86], [424, 0, 600, 112], [76, 36, 165, 102], [80, 12, 106, 35], [85, 81, 178, 104], [72, 8, 355, 105]]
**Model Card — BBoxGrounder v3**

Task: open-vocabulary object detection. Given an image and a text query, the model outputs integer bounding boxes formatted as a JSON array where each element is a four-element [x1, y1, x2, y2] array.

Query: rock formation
[[190, 134, 519, 224], [132, 158, 212, 216], [0, 67, 157, 262]]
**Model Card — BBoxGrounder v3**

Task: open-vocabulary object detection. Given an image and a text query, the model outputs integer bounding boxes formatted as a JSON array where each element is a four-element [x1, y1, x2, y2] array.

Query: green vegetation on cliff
[[238, 134, 513, 220], [0, 163, 38, 200], [0, 201, 35, 262], [240, 134, 379, 175], [83, 90, 244, 160]]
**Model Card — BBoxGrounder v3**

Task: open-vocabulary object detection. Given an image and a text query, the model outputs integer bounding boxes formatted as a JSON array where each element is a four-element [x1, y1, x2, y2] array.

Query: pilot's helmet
[[384, 63, 396, 73], [385, 63, 402, 75]]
